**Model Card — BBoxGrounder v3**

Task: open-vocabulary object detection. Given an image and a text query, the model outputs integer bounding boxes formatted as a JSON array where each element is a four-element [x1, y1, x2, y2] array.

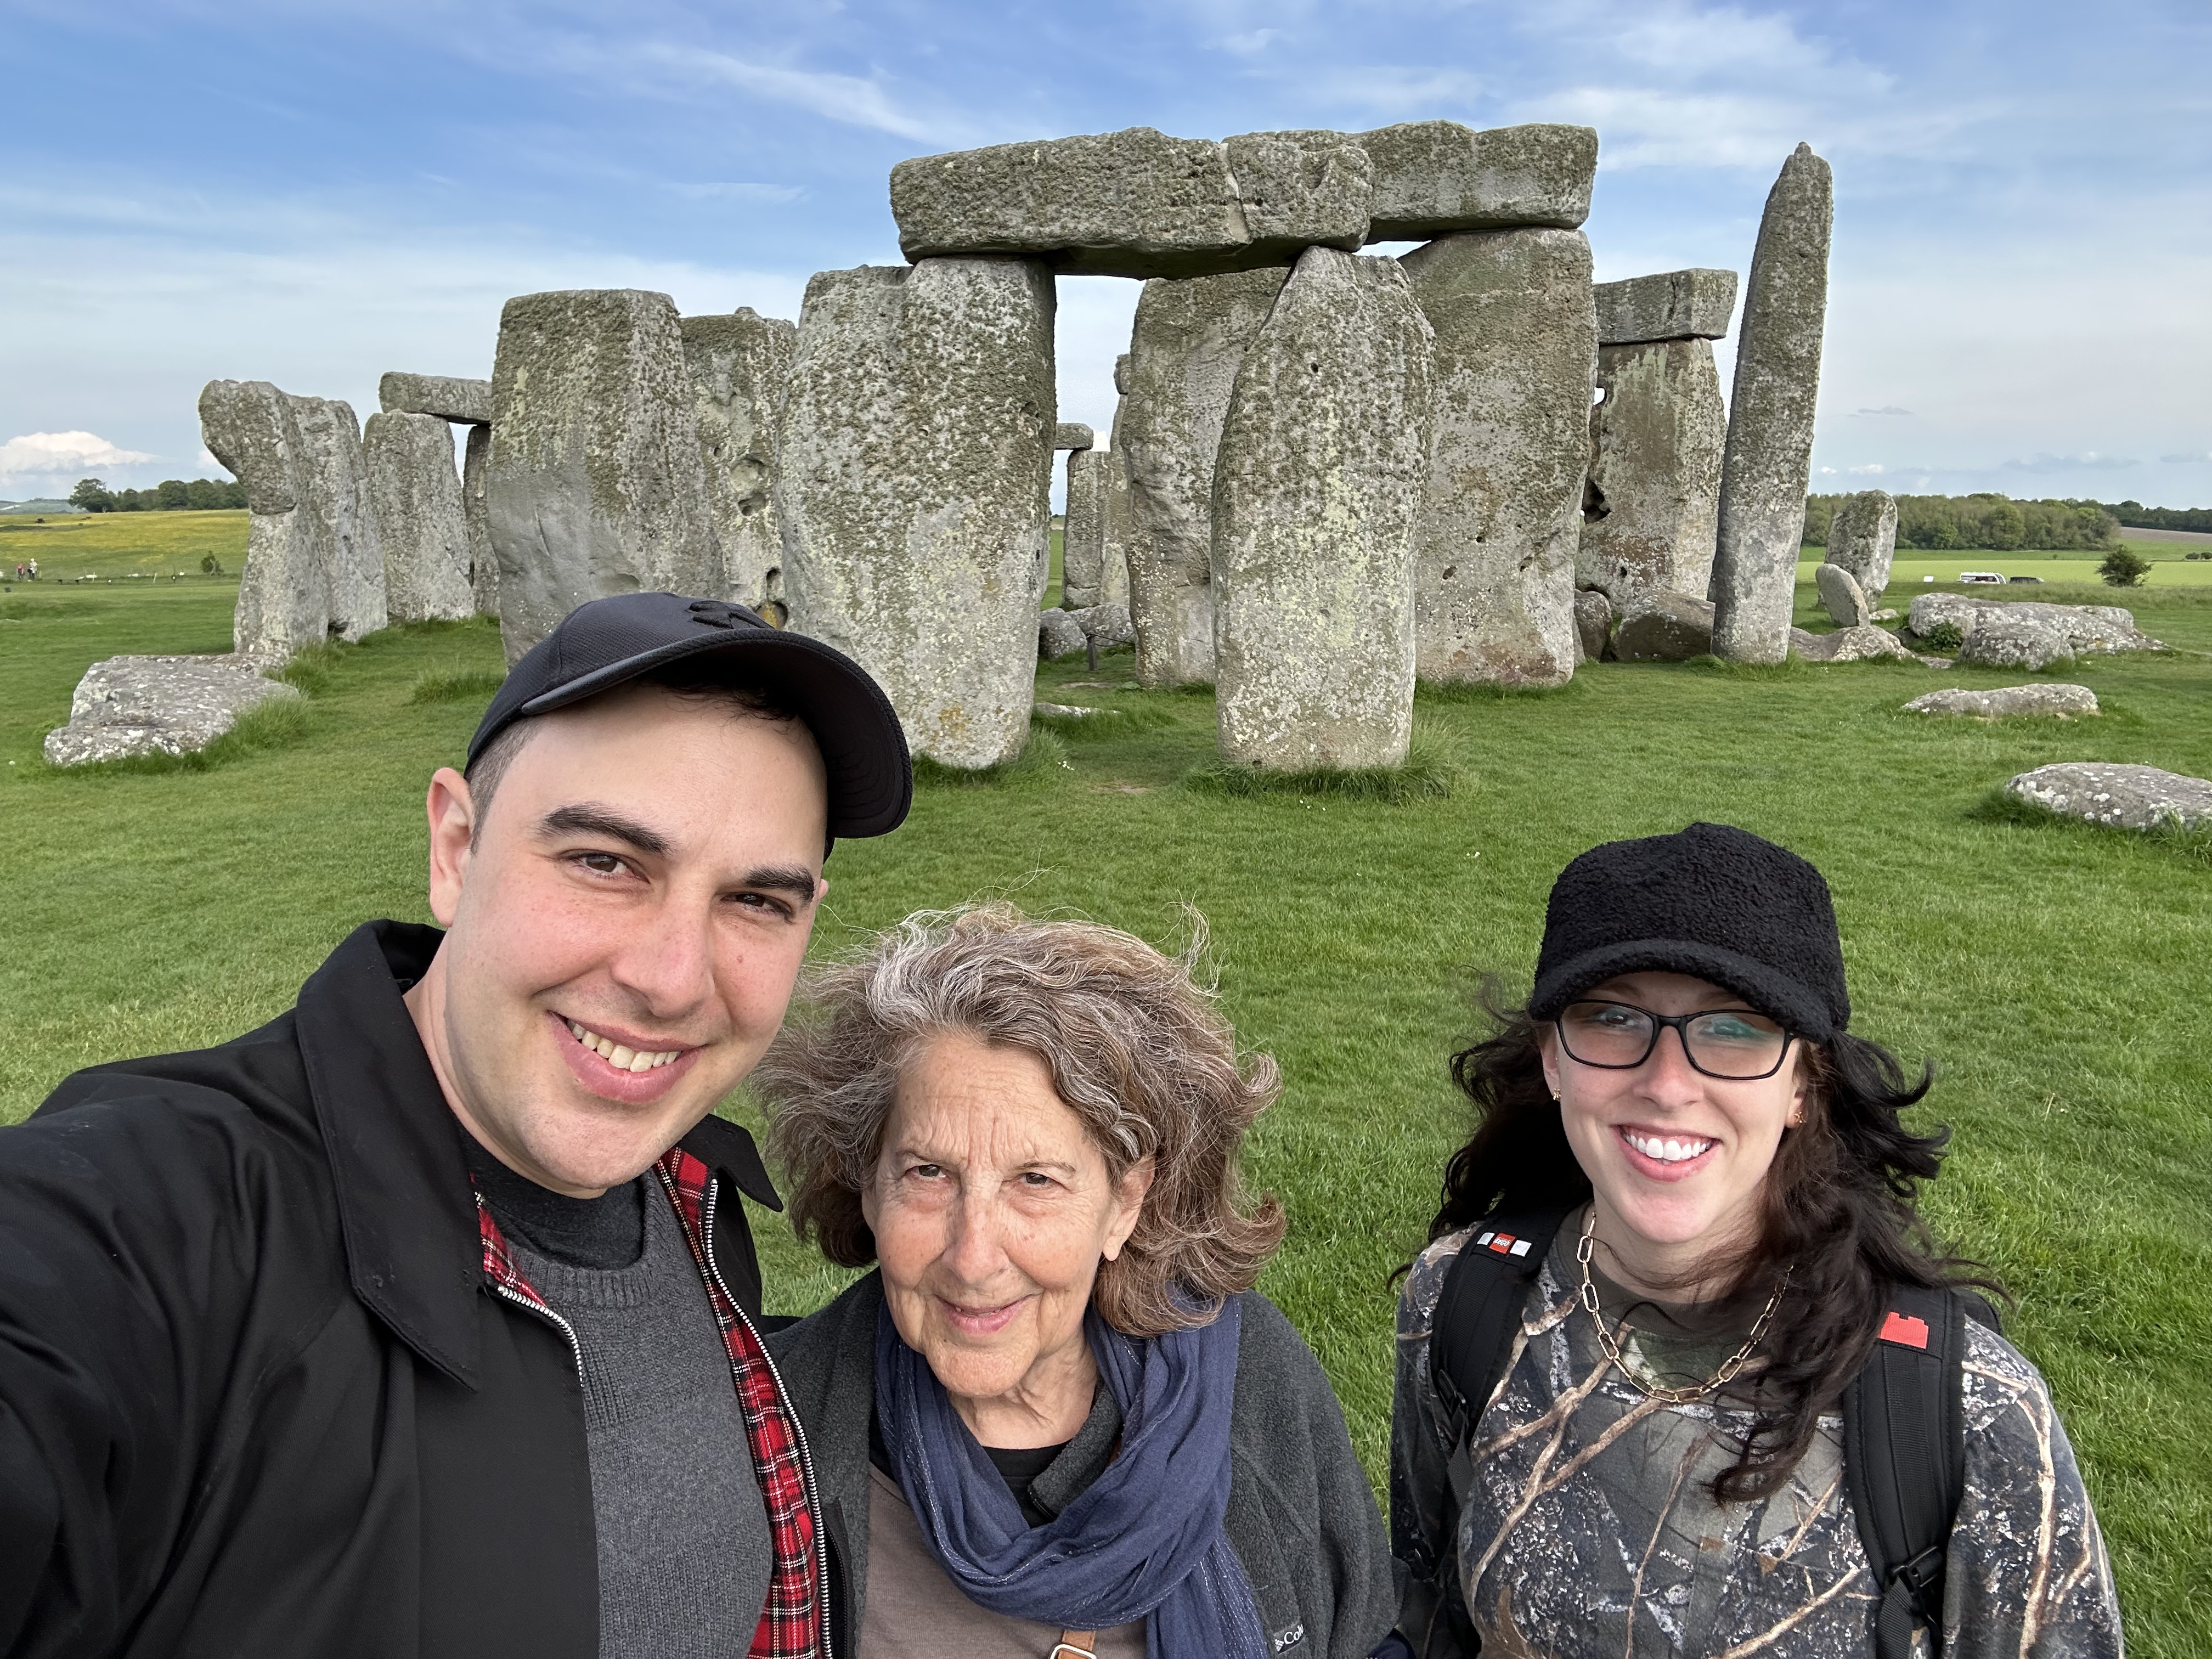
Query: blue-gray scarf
[[873, 1293, 1268, 1659]]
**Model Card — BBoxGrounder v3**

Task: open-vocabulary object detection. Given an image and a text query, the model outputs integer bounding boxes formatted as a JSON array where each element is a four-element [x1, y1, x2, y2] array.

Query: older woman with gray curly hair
[[755, 902, 1394, 1659]]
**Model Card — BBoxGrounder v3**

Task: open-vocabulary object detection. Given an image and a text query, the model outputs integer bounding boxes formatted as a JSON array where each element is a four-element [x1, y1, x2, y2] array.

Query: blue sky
[[2, 0, 2208, 506]]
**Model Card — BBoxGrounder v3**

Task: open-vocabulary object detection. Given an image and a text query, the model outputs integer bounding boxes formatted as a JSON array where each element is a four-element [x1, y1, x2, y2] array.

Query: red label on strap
[[1878, 1311, 1931, 1350], [1488, 1233, 1517, 1254]]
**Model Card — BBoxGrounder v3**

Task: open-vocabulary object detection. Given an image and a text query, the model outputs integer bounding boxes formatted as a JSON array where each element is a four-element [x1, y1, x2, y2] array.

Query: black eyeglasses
[[1554, 1000, 1796, 1081]]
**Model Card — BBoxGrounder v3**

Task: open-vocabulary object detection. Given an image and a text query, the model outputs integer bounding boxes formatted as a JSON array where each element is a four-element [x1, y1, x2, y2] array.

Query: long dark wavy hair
[[1429, 978, 2001, 1504]]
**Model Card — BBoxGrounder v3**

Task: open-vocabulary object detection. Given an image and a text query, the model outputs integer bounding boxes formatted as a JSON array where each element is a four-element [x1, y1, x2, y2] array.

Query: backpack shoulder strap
[[1429, 1209, 1571, 1431], [1843, 1283, 1972, 1659]]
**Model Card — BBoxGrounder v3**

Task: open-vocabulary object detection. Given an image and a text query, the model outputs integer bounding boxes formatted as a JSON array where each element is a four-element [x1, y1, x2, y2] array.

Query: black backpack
[[1401, 1207, 1985, 1659]]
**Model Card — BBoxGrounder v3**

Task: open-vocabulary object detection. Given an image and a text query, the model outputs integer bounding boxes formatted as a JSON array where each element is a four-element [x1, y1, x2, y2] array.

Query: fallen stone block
[[1034, 701, 1105, 719], [1068, 601, 1134, 648], [1592, 269, 1739, 346], [1955, 607, 2076, 671], [1360, 121, 1597, 239], [1614, 593, 1715, 662], [364, 411, 475, 623], [1572, 589, 1613, 663], [378, 372, 493, 426], [1904, 684, 2098, 719], [42, 654, 301, 766], [1790, 623, 1914, 663], [1907, 594, 2160, 660], [2006, 761, 2212, 831], [1039, 607, 1087, 659], [1578, 336, 1724, 609], [1054, 423, 1095, 450], [1815, 561, 1869, 628], [682, 308, 797, 615], [1825, 489, 1898, 597], [1212, 246, 1434, 769]]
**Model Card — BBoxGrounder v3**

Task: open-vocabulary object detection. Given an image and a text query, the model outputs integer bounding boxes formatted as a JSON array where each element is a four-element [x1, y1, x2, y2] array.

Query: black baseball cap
[[467, 592, 911, 839]]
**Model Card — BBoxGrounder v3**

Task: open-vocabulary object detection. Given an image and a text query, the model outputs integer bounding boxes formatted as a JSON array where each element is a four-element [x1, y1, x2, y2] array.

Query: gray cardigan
[[767, 1272, 1395, 1659]]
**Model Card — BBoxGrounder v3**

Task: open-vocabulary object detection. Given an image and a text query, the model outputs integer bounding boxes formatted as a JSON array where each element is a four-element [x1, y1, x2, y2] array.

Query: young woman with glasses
[[1384, 822, 2121, 1659]]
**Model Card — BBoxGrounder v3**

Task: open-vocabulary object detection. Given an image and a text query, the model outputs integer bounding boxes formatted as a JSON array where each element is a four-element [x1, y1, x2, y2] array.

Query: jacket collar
[[292, 920, 783, 1388]]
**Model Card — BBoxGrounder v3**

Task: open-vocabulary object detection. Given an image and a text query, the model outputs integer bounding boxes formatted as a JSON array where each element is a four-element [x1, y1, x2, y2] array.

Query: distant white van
[[1959, 571, 2007, 584]]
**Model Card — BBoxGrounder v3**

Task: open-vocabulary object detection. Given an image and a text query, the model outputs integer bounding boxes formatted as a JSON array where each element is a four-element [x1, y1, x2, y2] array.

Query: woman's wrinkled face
[[862, 1030, 1152, 1426], [1541, 971, 1808, 1277]]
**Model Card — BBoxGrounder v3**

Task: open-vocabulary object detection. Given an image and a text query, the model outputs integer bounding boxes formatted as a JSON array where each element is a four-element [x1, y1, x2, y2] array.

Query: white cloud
[[1218, 27, 1285, 55], [0, 431, 154, 478], [2159, 450, 2212, 463], [2001, 452, 2140, 474], [637, 46, 955, 144], [1854, 406, 1913, 417], [1847, 463, 1886, 475]]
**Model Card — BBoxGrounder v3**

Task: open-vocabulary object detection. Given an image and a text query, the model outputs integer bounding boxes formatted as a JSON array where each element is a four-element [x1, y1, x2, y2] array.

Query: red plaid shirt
[[476, 1149, 825, 1658]]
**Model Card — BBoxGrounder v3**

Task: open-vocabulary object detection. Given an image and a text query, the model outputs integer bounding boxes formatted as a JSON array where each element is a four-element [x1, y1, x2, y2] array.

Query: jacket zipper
[[694, 1171, 837, 1659], [487, 1279, 587, 1387]]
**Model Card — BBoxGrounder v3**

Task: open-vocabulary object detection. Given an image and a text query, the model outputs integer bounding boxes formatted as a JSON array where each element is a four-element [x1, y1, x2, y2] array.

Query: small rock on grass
[[1904, 685, 2098, 719], [1039, 608, 1087, 659], [1789, 623, 1916, 663], [2006, 761, 2212, 831]]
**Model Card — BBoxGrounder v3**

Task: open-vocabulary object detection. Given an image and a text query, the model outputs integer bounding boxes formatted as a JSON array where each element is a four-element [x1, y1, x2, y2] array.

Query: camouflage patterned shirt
[[1390, 1221, 2124, 1657]]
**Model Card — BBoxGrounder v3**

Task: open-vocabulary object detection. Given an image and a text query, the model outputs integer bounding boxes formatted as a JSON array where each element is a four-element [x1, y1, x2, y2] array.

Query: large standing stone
[[1403, 227, 1595, 686], [681, 308, 797, 616], [1712, 144, 1833, 663], [1825, 490, 1899, 597], [778, 258, 1056, 769], [285, 396, 386, 643], [2006, 762, 2212, 831], [462, 423, 496, 617], [1578, 337, 1726, 607], [1358, 122, 1598, 240], [1060, 447, 1113, 609], [1102, 354, 1137, 610], [1120, 267, 1289, 687], [379, 372, 494, 426], [42, 654, 302, 767], [1814, 561, 1869, 628], [487, 290, 722, 664], [891, 127, 1369, 280], [365, 411, 475, 623], [1592, 270, 1739, 346], [1211, 248, 1434, 770], [200, 379, 328, 663]]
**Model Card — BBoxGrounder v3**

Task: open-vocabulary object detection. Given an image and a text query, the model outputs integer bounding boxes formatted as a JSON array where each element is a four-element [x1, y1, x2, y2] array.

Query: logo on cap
[[687, 600, 748, 629]]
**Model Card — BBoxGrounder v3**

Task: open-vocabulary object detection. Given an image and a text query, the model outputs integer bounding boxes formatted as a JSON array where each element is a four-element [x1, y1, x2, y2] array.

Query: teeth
[[564, 1019, 682, 1071], [1624, 1130, 1712, 1164]]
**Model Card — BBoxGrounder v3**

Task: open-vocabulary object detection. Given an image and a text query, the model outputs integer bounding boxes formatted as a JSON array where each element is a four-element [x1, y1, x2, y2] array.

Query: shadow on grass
[[40, 696, 314, 780], [1967, 785, 2212, 868], [912, 727, 1072, 789], [0, 596, 102, 621], [1415, 674, 1590, 705], [1182, 724, 1460, 804], [408, 667, 507, 706]]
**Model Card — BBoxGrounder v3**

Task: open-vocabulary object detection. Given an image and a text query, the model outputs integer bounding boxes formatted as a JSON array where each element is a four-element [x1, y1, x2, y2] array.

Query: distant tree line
[[2102, 499, 2212, 534], [69, 477, 248, 513], [1802, 492, 2119, 551]]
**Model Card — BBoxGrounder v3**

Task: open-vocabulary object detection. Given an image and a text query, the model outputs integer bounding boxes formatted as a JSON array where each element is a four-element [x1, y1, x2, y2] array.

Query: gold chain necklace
[[1575, 1207, 1790, 1407]]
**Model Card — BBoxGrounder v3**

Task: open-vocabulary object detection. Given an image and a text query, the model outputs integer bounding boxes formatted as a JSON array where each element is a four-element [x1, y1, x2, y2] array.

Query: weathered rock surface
[[1572, 588, 1613, 663], [1121, 267, 1289, 687], [1060, 447, 1112, 609], [1102, 354, 1137, 610], [891, 127, 1369, 280], [682, 308, 797, 614], [487, 290, 722, 664], [1592, 269, 1739, 346], [200, 379, 326, 662], [1904, 684, 2098, 719], [778, 258, 1056, 769], [1790, 623, 1913, 663], [462, 422, 496, 616], [286, 396, 386, 644], [2006, 761, 2212, 831], [1712, 144, 1832, 664], [1212, 247, 1434, 770], [1403, 227, 1595, 686], [1956, 608, 2082, 671], [1358, 121, 1597, 240], [1054, 423, 1094, 450], [364, 411, 475, 623], [1613, 593, 1715, 662], [42, 654, 301, 766], [1038, 607, 1087, 659], [1578, 337, 1725, 608], [1825, 489, 1899, 597], [1069, 601, 1135, 648], [1815, 561, 1869, 628], [1908, 595, 2163, 668], [379, 372, 494, 426]]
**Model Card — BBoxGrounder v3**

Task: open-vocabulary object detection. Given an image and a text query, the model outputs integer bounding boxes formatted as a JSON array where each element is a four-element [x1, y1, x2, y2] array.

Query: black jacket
[[0, 921, 786, 1659]]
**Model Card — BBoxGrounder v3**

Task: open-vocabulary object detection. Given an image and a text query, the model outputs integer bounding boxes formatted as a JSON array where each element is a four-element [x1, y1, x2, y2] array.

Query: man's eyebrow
[[535, 804, 673, 859], [740, 865, 821, 904]]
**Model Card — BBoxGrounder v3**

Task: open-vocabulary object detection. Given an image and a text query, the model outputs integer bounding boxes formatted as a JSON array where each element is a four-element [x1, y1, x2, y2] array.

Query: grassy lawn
[[3, 547, 2209, 1652], [0, 508, 250, 585], [1802, 545, 2212, 590]]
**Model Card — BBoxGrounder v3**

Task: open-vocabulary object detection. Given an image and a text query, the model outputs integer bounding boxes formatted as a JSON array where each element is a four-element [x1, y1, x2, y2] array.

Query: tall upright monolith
[[487, 289, 722, 664], [1402, 227, 1595, 686], [1061, 447, 1113, 609], [777, 258, 1056, 769], [1712, 144, 1833, 663], [682, 308, 797, 617], [286, 396, 386, 642], [1213, 248, 1434, 768], [1120, 267, 1289, 687], [1102, 353, 1137, 610], [462, 423, 495, 616], [365, 411, 475, 623], [1825, 489, 1899, 599], [200, 378, 327, 663]]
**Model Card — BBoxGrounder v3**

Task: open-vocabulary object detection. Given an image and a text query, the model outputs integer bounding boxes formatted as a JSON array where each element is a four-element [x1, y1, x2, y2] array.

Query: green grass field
[[3, 524, 2210, 1652]]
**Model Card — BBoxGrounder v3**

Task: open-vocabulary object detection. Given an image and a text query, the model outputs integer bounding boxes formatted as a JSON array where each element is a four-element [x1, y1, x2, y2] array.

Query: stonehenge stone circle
[[1060, 446, 1113, 609], [1212, 247, 1435, 770], [1904, 684, 2098, 719], [364, 410, 475, 623], [1909, 594, 2162, 663], [681, 308, 797, 617], [1712, 143, 1832, 664], [1120, 266, 1289, 687], [379, 371, 493, 426], [462, 422, 496, 617], [777, 257, 1056, 769], [1402, 226, 1595, 686], [1815, 560, 1870, 628], [42, 654, 302, 766], [285, 396, 387, 644], [1613, 593, 1716, 662], [1357, 121, 1597, 239], [1579, 335, 1727, 607], [1825, 489, 1900, 597], [486, 289, 721, 665], [200, 378, 327, 663], [1572, 588, 1614, 663], [2006, 761, 2212, 831], [1592, 269, 1739, 346], [1054, 423, 1094, 450]]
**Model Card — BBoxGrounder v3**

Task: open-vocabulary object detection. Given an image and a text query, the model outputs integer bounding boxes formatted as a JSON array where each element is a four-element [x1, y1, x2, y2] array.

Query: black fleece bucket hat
[[1527, 822, 1849, 1041]]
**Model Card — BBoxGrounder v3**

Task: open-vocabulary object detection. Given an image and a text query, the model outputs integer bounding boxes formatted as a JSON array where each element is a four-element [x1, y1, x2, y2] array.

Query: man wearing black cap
[[0, 595, 911, 1659]]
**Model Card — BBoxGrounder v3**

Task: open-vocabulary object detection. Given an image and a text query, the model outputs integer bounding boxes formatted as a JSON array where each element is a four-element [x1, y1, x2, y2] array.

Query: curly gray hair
[[752, 902, 1287, 1338]]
